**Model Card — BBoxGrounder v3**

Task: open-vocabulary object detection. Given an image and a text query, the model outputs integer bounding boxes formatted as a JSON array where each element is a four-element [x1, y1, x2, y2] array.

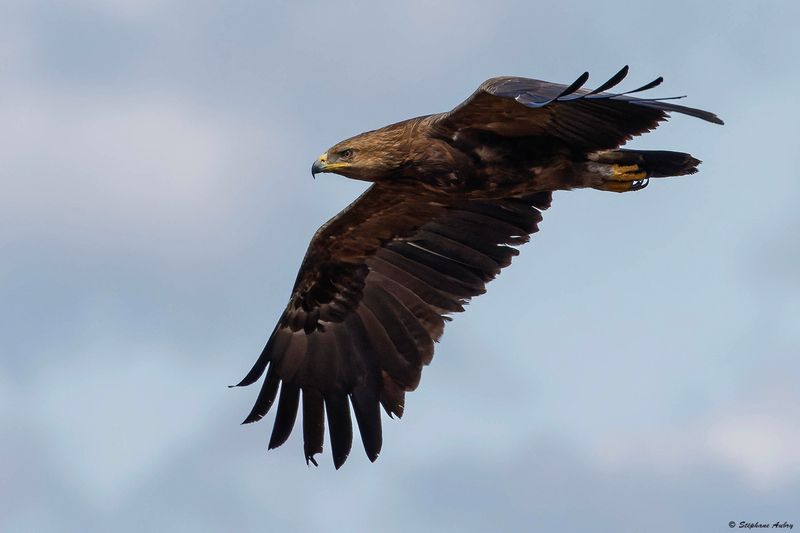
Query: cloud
[[708, 414, 800, 489], [592, 376, 800, 491], [0, 87, 269, 259]]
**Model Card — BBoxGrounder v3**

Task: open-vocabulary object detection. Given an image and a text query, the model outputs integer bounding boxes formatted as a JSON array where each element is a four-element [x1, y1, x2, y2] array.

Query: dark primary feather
[[324, 393, 353, 469], [585, 65, 630, 96], [268, 383, 300, 449], [301, 388, 324, 466]]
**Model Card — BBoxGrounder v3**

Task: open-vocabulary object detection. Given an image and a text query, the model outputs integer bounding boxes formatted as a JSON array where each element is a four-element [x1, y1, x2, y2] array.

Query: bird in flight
[[233, 66, 722, 468]]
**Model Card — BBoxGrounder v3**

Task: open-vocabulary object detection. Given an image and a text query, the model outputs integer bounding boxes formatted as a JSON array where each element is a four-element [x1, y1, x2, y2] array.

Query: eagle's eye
[[339, 149, 354, 160]]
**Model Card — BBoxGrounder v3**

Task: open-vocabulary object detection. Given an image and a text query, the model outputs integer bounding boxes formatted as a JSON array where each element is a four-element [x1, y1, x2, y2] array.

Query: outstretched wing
[[435, 65, 723, 149], [234, 183, 552, 468]]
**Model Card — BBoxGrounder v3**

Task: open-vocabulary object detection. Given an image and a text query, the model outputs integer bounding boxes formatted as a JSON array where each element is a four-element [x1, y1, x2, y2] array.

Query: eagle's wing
[[234, 183, 552, 468], [435, 66, 723, 149]]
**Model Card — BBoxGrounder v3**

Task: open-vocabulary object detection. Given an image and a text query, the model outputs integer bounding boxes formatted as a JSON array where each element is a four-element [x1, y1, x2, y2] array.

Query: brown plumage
[[234, 66, 723, 468]]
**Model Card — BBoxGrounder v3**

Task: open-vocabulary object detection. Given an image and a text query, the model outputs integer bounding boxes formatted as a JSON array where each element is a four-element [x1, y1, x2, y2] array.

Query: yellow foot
[[611, 164, 647, 181], [595, 164, 649, 193]]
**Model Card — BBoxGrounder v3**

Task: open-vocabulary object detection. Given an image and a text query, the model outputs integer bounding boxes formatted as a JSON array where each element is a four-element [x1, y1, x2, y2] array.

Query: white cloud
[[593, 403, 800, 490], [0, 86, 269, 259], [707, 414, 800, 489]]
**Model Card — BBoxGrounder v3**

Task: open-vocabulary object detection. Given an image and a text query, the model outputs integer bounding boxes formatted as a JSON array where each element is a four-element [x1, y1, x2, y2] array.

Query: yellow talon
[[591, 162, 650, 193]]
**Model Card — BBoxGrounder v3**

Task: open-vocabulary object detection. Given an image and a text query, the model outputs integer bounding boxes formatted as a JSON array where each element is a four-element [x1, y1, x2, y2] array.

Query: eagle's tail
[[588, 149, 700, 193]]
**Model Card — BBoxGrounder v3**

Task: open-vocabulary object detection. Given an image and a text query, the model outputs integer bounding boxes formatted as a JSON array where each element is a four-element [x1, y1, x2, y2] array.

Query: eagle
[[233, 66, 722, 468]]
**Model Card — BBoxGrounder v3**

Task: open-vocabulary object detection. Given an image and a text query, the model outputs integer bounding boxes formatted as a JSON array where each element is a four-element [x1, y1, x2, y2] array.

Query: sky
[[1, 1, 799, 531]]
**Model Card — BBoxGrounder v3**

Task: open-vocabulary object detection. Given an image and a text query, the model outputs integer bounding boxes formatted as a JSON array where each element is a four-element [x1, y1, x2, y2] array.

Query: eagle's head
[[311, 123, 410, 181]]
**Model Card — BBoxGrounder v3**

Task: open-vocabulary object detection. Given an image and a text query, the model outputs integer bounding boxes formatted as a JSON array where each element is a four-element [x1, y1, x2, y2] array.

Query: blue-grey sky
[[2, 1, 799, 532]]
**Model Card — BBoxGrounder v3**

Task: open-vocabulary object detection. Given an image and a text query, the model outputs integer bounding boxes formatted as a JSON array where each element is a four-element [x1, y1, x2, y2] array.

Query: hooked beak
[[311, 153, 327, 178]]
